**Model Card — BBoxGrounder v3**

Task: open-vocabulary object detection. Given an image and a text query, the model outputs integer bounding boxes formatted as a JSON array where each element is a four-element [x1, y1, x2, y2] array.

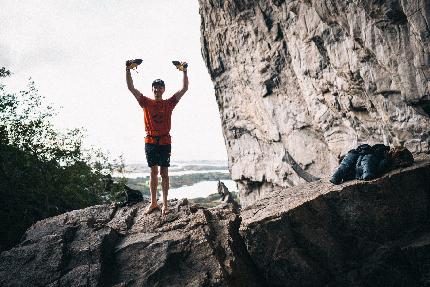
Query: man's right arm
[[126, 66, 144, 106]]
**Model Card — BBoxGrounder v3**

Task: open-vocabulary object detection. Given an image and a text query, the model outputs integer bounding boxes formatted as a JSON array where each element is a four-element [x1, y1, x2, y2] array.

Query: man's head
[[152, 79, 165, 100]]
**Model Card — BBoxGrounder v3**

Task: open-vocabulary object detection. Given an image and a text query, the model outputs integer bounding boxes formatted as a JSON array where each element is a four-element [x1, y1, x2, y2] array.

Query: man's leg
[[145, 165, 160, 214], [160, 166, 169, 215]]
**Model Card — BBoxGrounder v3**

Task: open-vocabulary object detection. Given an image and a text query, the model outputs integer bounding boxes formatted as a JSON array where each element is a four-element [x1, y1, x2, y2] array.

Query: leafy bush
[[0, 67, 125, 251]]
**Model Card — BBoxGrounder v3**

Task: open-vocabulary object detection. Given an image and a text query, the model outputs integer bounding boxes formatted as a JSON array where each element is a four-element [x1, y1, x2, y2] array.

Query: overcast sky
[[0, 0, 227, 163]]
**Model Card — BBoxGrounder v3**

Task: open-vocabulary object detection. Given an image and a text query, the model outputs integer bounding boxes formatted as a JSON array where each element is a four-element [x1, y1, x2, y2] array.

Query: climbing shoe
[[126, 59, 143, 70], [172, 61, 188, 72]]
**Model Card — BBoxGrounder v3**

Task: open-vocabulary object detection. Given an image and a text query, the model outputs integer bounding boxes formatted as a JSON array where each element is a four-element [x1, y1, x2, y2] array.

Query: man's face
[[152, 85, 165, 99]]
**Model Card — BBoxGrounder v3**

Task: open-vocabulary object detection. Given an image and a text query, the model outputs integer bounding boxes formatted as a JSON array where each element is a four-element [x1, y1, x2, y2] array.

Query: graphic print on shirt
[[151, 107, 164, 125]]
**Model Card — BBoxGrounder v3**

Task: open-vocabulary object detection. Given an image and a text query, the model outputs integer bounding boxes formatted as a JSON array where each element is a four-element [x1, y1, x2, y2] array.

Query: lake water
[[115, 169, 236, 199], [168, 180, 237, 200]]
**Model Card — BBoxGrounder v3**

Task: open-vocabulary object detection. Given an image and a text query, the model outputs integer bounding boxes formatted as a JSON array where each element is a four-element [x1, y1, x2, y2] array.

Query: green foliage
[[0, 67, 125, 251]]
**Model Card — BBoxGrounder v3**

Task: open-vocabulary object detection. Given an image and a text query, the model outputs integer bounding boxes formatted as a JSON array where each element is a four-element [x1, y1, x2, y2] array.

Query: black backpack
[[119, 185, 144, 207]]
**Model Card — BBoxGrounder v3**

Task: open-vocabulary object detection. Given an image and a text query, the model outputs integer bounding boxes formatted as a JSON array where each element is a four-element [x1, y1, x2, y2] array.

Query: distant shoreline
[[114, 160, 229, 177], [118, 167, 232, 197], [113, 169, 229, 179]]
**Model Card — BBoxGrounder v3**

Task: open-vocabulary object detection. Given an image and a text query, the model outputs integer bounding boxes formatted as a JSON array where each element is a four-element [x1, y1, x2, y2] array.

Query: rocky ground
[[1, 156, 429, 286]]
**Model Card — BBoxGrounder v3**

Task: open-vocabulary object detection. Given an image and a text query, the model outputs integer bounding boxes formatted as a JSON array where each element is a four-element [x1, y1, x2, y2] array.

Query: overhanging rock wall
[[198, 0, 430, 206]]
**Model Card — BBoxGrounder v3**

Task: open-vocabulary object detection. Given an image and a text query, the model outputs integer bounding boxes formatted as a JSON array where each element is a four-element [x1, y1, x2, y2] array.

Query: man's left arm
[[173, 66, 188, 102]]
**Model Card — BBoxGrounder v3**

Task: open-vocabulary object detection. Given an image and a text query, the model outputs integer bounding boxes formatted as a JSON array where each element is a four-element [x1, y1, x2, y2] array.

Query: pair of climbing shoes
[[127, 59, 187, 71]]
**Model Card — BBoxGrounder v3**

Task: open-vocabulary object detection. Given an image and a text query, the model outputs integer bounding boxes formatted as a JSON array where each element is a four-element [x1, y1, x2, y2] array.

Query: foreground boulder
[[240, 155, 430, 286], [0, 199, 263, 287], [0, 156, 429, 286]]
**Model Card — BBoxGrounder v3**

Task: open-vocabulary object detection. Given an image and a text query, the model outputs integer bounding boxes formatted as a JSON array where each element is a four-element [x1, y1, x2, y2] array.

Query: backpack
[[388, 147, 414, 168], [119, 186, 144, 207]]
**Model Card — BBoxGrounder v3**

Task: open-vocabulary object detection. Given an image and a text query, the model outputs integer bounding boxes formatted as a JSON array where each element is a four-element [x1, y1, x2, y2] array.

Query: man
[[126, 60, 188, 215]]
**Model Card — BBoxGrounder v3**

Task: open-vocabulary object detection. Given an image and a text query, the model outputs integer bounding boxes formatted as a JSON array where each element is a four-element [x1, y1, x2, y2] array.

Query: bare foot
[[162, 205, 170, 216], [144, 203, 160, 215]]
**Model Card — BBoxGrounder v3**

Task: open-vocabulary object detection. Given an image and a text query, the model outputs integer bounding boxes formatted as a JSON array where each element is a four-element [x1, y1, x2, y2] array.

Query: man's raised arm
[[173, 64, 188, 102], [126, 62, 143, 103]]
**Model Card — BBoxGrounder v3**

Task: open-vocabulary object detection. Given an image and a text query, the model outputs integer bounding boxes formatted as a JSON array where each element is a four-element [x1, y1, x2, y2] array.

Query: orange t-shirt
[[138, 94, 178, 145]]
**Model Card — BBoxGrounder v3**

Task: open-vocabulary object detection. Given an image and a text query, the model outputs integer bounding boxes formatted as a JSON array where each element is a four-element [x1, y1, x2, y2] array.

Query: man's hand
[[126, 60, 132, 69], [180, 62, 188, 72]]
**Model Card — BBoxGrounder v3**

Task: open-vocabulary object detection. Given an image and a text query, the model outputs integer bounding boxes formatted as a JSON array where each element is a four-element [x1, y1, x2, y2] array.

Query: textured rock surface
[[240, 155, 430, 286], [199, 0, 430, 205], [1, 158, 429, 286], [0, 199, 263, 287]]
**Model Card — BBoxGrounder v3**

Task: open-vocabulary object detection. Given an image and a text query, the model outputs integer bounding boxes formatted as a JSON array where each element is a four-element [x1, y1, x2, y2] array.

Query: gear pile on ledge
[[330, 144, 414, 184]]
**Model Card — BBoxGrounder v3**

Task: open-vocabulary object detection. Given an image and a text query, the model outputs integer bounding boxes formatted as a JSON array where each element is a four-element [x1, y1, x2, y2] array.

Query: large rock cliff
[[1, 157, 429, 286], [198, 0, 430, 205]]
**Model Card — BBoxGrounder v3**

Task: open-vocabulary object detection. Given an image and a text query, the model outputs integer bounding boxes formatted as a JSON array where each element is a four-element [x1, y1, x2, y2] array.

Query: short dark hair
[[152, 79, 165, 87]]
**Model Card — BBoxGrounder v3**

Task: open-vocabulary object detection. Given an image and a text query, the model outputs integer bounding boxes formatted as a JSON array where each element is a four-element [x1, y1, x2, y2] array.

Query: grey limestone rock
[[198, 0, 430, 206]]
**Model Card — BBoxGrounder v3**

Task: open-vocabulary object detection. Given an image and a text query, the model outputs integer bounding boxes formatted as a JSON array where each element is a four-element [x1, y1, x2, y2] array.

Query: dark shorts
[[145, 143, 171, 167]]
